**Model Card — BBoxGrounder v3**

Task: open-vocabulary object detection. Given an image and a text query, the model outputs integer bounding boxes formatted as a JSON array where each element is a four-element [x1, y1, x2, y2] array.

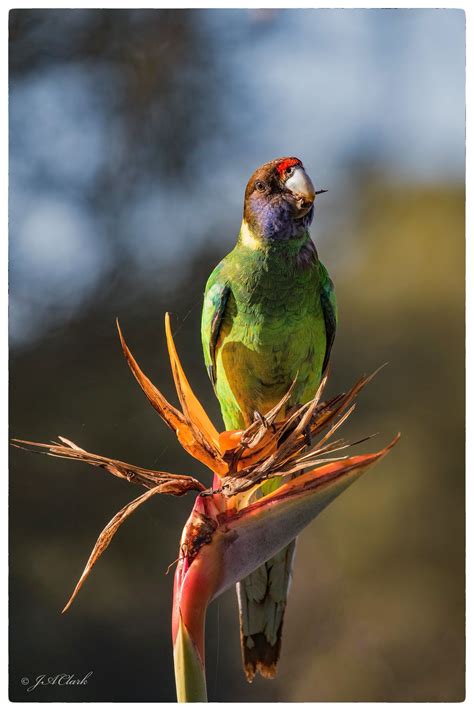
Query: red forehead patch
[[276, 157, 302, 175]]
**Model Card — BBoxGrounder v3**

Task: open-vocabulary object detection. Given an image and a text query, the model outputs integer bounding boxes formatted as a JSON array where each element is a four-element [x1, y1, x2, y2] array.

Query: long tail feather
[[237, 540, 296, 682]]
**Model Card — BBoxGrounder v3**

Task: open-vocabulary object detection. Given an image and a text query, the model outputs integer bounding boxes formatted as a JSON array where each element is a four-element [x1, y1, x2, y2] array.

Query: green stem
[[173, 613, 207, 702]]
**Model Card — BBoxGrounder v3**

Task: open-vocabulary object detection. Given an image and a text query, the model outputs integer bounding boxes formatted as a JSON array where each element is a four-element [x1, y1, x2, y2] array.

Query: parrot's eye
[[255, 180, 266, 193], [285, 166, 294, 176]]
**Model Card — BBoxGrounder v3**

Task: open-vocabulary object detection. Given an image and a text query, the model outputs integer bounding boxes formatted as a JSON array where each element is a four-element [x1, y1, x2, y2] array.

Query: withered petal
[[62, 484, 175, 613], [165, 313, 221, 453], [117, 319, 227, 475], [12, 438, 206, 493], [117, 319, 185, 432]]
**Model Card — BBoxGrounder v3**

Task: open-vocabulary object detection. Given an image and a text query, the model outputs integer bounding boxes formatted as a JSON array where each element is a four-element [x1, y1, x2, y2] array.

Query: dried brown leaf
[[165, 313, 221, 454], [218, 367, 390, 496], [117, 319, 227, 475], [62, 483, 175, 613], [12, 438, 206, 494], [117, 319, 185, 432]]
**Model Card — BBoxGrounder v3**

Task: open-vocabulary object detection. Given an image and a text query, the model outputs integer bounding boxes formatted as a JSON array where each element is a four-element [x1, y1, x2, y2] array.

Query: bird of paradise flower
[[14, 314, 399, 702]]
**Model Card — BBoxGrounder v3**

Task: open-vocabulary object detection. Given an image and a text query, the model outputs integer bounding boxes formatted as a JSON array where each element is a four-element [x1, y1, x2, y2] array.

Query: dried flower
[[14, 314, 399, 701]]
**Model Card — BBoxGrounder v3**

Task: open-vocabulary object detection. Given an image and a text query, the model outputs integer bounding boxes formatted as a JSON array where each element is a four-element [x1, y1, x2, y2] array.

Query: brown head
[[242, 157, 326, 241]]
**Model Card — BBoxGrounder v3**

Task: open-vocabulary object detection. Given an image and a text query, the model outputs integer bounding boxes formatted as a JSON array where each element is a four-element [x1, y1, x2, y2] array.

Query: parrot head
[[243, 157, 327, 241]]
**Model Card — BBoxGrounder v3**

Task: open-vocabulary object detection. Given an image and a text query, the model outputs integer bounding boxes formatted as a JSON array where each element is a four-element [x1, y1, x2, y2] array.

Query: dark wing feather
[[201, 263, 231, 389], [319, 260, 338, 375], [208, 285, 230, 386]]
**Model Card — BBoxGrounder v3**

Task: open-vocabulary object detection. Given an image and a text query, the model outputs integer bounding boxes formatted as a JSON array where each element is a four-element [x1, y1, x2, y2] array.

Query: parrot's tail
[[236, 539, 297, 682]]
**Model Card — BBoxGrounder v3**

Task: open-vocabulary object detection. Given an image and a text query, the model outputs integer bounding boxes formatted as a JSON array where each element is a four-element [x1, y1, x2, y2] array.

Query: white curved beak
[[285, 166, 316, 205]]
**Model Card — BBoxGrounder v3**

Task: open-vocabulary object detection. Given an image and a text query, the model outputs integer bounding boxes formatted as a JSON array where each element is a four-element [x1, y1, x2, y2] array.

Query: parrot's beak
[[285, 167, 324, 217]]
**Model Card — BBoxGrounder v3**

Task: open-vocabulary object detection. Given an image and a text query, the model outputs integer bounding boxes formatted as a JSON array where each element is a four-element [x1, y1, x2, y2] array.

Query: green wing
[[319, 260, 338, 375], [201, 261, 231, 388]]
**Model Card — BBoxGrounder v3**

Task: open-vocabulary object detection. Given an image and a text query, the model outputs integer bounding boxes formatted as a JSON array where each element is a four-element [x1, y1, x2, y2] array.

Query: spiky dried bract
[[223, 434, 400, 527], [164, 313, 221, 453], [118, 318, 228, 476], [62, 484, 173, 613], [116, 319, 185, 432], [12, 437, 206, 613], [216, 367, 388, 496], [12, 437, 205, 494]]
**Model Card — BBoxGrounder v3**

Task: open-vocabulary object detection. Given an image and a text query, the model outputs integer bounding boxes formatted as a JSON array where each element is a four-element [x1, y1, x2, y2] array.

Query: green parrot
[[201, 156, 337, 681]]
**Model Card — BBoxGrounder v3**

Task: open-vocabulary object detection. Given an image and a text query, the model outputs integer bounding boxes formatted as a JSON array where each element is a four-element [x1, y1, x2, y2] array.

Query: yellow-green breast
[[204, 230, 328, 430]]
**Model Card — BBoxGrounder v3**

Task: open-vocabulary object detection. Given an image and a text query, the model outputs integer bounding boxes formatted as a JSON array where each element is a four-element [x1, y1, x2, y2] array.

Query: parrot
[[201, 156, 337, 682]]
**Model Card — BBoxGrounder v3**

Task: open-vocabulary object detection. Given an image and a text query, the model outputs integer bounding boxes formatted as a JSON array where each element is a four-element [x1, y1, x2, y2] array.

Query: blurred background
[[9, 9, 465, 702]]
